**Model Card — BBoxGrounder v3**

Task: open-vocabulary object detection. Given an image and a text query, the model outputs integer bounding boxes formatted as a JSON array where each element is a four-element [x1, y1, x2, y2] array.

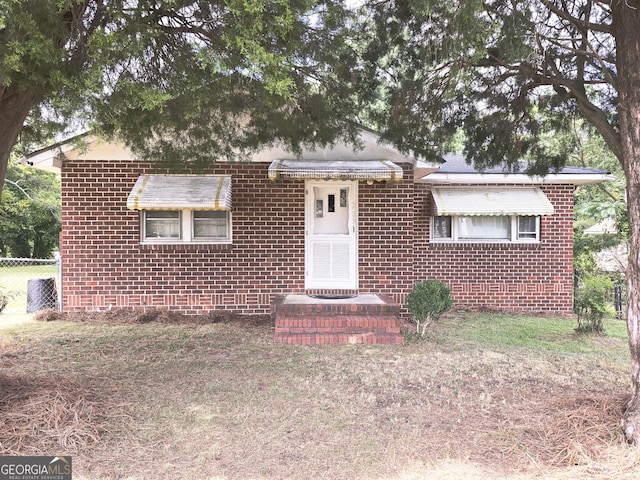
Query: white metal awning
[[431, 187, 554, 216], [268, 159, 403, 182], [127, 175, 232, 211]]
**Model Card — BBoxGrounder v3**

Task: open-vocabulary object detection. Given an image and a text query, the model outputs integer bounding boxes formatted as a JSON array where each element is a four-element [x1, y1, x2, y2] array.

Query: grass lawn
[[0, 310, 638, 479]]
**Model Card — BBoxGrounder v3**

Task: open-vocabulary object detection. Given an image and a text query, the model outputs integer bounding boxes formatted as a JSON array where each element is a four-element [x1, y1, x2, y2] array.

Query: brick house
[[27, 130, 610, 343]]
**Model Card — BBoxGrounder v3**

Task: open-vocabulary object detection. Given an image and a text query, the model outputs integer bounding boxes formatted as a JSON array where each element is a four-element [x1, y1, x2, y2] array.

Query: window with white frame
[[193, 211, 230, 240], [141, 210, 232, 244], [127, 174, 233, 245], [144, 211, 181, 239], [431, 215, 541, 243], [429, 187, 552, 244]]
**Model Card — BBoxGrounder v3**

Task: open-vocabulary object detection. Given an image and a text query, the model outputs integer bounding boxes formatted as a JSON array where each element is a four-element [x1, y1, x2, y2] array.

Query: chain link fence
[[0, 257, 61, 314]]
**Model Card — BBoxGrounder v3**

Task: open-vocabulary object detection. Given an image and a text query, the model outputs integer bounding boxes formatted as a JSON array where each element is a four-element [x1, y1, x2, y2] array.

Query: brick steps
[[274, 331, 404, 345], [272, 295, 404, 345]]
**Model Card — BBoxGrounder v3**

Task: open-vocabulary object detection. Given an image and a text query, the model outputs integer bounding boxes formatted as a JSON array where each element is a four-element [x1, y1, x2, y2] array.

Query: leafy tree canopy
[[573, 127, 626, 233], [572, 124, 626, 274], [0, 160, 61, 258], [361, 0, 619, 174], [0, 0, 371, 193]]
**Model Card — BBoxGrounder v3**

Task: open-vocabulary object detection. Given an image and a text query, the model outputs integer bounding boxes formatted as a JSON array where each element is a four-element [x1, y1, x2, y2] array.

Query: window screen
[[145, 211, 181, 238]]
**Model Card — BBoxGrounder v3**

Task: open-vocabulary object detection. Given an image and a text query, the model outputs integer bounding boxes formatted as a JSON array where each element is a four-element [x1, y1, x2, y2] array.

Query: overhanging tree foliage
[[362, 0, 640, 443], [0, 0, 370, 197], [0, 160, 61, 258]]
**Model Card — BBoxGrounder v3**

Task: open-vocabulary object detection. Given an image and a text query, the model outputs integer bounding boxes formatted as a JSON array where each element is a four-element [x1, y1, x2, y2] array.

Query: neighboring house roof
[[593, 243, 627, 273], [584, 218, 619, 235], [418, 154, 614, 185]]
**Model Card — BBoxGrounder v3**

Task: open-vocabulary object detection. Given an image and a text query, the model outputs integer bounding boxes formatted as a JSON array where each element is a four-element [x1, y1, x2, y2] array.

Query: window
[[145, 211, 181, 239], [432, 216, 452, 239], [128, 174, 233, 245], [142, 210, 231, 244], [517, 216, 539, 240], [459, 216, 510, 240], [431, 215, 540, 243], [193, 211, 229, 240]]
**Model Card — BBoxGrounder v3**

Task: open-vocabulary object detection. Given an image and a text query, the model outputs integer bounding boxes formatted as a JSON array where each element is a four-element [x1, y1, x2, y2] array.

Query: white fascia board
[[23, 134, 99, 173], [415, 159, 441, 171], [418, 172, 615, 185]]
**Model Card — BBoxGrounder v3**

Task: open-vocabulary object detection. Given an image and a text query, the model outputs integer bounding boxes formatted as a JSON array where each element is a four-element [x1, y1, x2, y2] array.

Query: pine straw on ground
[[0, 308, 266, 458], [0, 374, 108, 455], [539, 394, 630, 466], [1, 309, 637, 478], [34, 307, 270, 326], [486, 393, 630, 468], [0, 376, 630, 475]]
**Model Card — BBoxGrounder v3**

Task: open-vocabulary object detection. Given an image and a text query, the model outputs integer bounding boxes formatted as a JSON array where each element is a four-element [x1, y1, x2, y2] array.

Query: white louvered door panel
[[305, 181, 358, 289], [312, 242, 332, 279], [331, 242, 350, 279]]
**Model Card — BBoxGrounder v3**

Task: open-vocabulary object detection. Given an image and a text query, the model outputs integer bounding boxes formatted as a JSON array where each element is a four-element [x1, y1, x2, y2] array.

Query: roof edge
[[418, 172, 615, 186]]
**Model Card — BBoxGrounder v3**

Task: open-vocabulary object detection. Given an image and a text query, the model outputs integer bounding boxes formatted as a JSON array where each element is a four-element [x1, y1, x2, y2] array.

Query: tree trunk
[[612, 1, 640, 444], [0, 87, 38, 198]]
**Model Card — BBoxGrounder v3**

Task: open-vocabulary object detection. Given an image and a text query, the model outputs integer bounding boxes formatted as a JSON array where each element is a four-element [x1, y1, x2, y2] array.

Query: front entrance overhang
[[268, 159, 403, 182]]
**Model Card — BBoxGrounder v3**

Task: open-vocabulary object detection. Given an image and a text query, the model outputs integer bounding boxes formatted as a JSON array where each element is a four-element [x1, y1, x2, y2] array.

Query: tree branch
[[540, 0, 612, 34], [5, 179, 33, 200], [5, 178, 61, 221], [515, 58, 623, 162]]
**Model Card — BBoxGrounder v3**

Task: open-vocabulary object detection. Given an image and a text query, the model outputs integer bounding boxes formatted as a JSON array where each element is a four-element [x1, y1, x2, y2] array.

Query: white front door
[[305, 180, 358, 289]]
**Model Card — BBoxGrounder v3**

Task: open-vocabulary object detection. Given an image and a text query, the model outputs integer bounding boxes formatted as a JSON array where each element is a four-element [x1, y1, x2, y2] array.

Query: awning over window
[[268, 159, 403, 182], [127, 175, 232, 211], [431, 187, 554, 216]]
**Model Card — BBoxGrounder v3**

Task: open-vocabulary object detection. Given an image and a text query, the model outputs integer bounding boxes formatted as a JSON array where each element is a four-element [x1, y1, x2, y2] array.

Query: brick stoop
[[272, 294, 404, 345]]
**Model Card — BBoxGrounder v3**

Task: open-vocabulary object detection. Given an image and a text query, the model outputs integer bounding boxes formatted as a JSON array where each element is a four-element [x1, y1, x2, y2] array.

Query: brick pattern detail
[[61, 161, 304, 315], [61, 159, 576, 316], [273, 332, 404, 345], [413, 183, 575, 313], [272, 295, 404, 345], [357, 180, 414, 301], [61, 161, 416, 315]]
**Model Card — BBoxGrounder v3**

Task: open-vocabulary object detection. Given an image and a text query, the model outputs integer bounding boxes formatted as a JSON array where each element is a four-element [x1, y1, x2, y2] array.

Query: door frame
[[304, 180, 358, 290]]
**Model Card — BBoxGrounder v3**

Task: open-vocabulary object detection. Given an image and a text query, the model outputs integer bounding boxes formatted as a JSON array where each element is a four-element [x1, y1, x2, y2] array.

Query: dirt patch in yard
[[1, 310, 638, 479]]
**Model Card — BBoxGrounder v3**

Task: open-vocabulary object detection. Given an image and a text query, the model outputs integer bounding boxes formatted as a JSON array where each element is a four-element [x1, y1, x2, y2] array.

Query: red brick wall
[[413, 183, 575, 313], [358, 178, 414, 304], [60, 160, 416, 314], [61, 160, 575, 315]]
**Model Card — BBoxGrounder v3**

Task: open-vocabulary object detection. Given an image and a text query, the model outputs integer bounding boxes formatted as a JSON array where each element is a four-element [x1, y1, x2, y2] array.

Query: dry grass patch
[[0, 309, 638, 479], [0, 374, 106, 455], [526, 394, 629, 466]]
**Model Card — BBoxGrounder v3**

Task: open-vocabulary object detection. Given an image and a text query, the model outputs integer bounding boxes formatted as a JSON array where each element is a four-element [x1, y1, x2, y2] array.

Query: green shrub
[[574, 273, 614, 333], [406, 279, 454, 337]]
